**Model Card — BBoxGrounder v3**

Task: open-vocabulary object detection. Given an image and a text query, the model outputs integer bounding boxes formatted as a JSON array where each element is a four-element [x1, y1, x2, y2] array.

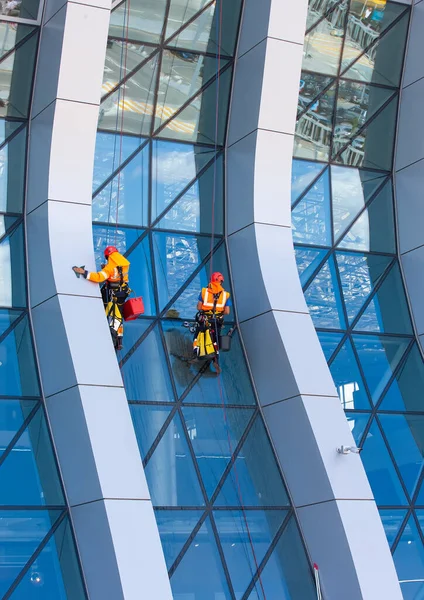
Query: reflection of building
[[3, 0, 424, 598]]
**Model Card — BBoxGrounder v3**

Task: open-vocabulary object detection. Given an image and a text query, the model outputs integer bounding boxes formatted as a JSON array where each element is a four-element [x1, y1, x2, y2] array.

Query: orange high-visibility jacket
[[86, 252, 130, 284], [199, 286, 230, 314]]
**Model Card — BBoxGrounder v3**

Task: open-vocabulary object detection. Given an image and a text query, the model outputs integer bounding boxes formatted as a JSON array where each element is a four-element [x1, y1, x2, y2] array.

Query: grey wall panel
[[226, 0, 403, 597], [26, 0, 173, 598]]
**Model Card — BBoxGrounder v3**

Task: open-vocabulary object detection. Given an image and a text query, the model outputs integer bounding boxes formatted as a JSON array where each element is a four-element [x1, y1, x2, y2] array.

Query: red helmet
[[104, 245, 118, 258], [211, 272, 224, 283]]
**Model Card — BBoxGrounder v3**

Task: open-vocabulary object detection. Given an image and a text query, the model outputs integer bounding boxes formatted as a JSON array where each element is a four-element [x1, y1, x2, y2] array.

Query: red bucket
[[123, 297, 144, 321]]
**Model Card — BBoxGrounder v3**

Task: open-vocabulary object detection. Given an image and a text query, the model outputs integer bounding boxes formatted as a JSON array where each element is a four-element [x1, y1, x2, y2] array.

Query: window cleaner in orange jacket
[[73, 246, 130, 350], [193, 272, 231, 374]]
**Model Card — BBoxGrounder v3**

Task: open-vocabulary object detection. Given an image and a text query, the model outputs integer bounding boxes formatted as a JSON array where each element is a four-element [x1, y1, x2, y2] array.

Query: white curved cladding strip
[[25, 2, 173, 599], [395, 1, 424, 351], [226, 1, 402, 599]]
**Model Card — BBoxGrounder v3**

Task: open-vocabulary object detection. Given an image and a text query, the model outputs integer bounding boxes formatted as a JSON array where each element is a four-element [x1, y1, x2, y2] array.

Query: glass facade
[[93, 1, 317, 598], [0, 17, 87, 600], [292, 1, 424, 598]]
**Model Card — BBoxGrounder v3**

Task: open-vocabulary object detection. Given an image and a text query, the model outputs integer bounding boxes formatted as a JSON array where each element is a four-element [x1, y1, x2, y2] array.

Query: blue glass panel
[[215, 510, 287, 599], [0, 509, 62, 599], [0, 223, 26, 308], [0, 316, 40, 397], [248, 516, 316, 600], [170, 517, 232, 599], [379, 414, 424, 499], [180, 330, 256, 406], [378, 509, 407, 548], [216, 416, 289, 507], [144, 411, 204, 507], [294, 247, 327, 287], [0, 405, 64, 506], [335, 252, 392, 323], [117, 316, 151, 360], [92, 131, 144, 193], [155, 509, 203, 570], [291, 168, 331, 246], [109, 0, 167, 43], [157, 154, 223, 235], [393, 515, 424, 600], [92, 223, 143, 266], [361, 420, 407, 506], [0, 124, 26, 215], [121, 323, 175, 402], [353, 334, 410, 404], [92, 143, 149, 227], [130, 404, 172, 460], [331, 167, 387, 240], [317, 332, 343, 362], [0, 308, 22, 338], [291, 160, 326, 206], [380, 345, 424, 412], [125, 234, 156, 316], [0, 399, 37, 453], [162, 319, 198, 393], [345, 413, 370, 446], [294, 84, 337, 161], [304, 256, 346, 329], [181, 406, 254, 498], [329, 340, 371, 409], [9, 516, 86, 600], [355, 264, 413, 334]]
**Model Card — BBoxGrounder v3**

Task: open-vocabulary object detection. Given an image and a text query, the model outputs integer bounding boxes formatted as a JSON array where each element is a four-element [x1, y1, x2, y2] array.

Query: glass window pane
[[361, 419, 407, 506], [102, 41, 156, 95], [380, 345, 424, 412], [329, 340, 371, 409], [0, 32, 38, 118], [294, 83, 336, 161], [125, 235, 156, 316], [130, 403, 172, 460], [291, 168, 331, 246], [317, 331, 343, 362], [182, 406, 254, 498], [352, 334, 410, 404], [302, 6, 345, 76], [0, 24, 36, 58], [393, 514, 424, 600], [109, 0, 167, 44], [298, 72, 334, 116], [304, 256, 346, 329], [291, 159, 326, 206], [0, 316, 40, 397], [0, 126, 26, 214], [0, 399, 37, 452], [92, 132, 145, 193], [170, 517, 232, 599], [0, 307, 21, 336], [0, 222, 26, 308], [346, 412, 370, 446], [144, 411, 205, 506], [155, 509, 203, 570], [216, 416, 290, 508], [295, 247, 327, 287], [378, 509, 407, 549]]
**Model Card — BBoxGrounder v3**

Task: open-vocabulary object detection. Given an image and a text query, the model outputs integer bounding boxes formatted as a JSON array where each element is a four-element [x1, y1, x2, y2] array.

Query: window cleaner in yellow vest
[[193, 272, 231, 374], [73, 246, 130, 351]]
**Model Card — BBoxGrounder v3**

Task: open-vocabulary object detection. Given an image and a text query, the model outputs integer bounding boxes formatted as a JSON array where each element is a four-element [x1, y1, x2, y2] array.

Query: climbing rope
[[314, 564, 323, 600]]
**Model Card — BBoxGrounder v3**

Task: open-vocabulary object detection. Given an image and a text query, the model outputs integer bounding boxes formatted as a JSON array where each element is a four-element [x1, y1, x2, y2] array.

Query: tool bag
[[123, 296, 144, 321]]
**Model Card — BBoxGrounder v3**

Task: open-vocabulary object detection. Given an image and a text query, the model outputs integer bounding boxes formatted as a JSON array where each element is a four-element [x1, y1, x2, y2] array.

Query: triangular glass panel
[[117, 313, 152, 363], [353, 334, 410, 405], [360, 419, 407, 506], [0, 119, 23, 147], [181, 406, 254, 498], [98, 54, 158, 136], [291, 159, 326, 206], [155, 509, 203, 570], [294, 84, 337, 161], [215, 415, 290, 507], [303, 256, 346, 329], [156, 154, 224, 235], [331, 166, 388, 240], [329, 340, 370, 409], [355, 264, 413, 334], [247, 515, 316, 600], [102, 42, 157, 96], [416, 481, 424, 506], [345, 413, 370, 447], [92, 141, 149, 227], [0, 126, 27, 214], [302, 7, 344, 76], [0, 308, 22, 337], [8, 515, 86, 600], [0, 315, 40, 396], [393, 514, 424, 598], [124, 234, 156, 316], [305, 0, 344, 32], [378, 509, 407, 549], [335, 252, 392, 324], [317, 331, 343, 362], [380, 345, 424, 412], [144, 411, 205, 507], [298, 72, 335, 115], [170, 517, 232, 599], [0, 509, 63, 599], [129, 404, 172, 460], [338, 180, 395, 253], [334, 97, 398, 171], [0, 214, 21, 239], [161, 318, 198, 395], [295, 247, 327, 288], [341, 8, 409, 86], [0, 23, 36, 61], [109, 0, 167, 44], [93, 131, 146, 193], [416, 510, 424, 536], [291, 168, 331, 246], [155, 66, 232, 145], [215, 509, 288, 599], [92, 224, 144, 265], [0, 399, 38, 454], [379, 414, 424, 500], [0, 405, 64, 506], [165, 0, 209, 42], [151, 140, 217, 224], [0, 32, 38, 118], [121, 323, 175, 402]]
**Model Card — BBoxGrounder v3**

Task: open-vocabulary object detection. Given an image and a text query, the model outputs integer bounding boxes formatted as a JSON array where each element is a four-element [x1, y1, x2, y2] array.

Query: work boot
[[116, 337, 123, 351]]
